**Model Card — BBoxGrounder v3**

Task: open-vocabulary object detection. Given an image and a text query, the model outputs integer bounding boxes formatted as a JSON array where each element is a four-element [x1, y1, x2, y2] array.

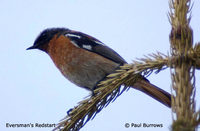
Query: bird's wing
[[64, 31, 127, 64]]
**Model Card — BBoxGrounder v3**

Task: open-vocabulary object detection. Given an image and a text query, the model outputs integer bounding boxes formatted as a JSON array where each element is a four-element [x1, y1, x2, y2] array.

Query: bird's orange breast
[[46, 35, 119, 90]]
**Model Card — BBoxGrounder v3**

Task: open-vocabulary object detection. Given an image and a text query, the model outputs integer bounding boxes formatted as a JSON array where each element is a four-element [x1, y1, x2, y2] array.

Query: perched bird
[[27, 28, 171, 107]]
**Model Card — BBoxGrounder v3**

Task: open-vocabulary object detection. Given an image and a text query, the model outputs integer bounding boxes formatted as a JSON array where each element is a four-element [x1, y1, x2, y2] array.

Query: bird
[[27, 28, 171, 108]]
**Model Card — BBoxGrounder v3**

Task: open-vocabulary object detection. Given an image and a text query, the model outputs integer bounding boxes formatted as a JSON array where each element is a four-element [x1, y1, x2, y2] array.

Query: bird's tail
[[133, 80, 171, 108]]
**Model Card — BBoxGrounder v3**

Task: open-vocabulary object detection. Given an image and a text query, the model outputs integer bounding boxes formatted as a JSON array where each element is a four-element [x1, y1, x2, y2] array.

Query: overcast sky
[[0, 0, 200, 131]]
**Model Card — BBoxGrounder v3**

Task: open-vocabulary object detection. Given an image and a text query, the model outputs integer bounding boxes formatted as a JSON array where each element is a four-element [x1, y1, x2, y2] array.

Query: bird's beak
[[26, 45, 37, 50]]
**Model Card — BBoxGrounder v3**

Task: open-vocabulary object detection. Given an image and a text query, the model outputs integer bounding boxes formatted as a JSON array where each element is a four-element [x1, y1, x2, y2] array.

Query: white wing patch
[[65, 32, 104, 50], [94, 40, 105, 45], [71, 41, 80, 48], [65, 33, 81, 39], [82, 44, 92, 50]]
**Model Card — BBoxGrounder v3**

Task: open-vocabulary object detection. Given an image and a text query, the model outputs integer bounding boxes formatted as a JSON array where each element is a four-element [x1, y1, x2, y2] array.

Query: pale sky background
[[0, 0, 200, 131]]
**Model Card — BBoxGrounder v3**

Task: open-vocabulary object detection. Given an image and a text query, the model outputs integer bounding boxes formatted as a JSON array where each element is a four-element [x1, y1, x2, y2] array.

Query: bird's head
[[27, 28, 68, 52]]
